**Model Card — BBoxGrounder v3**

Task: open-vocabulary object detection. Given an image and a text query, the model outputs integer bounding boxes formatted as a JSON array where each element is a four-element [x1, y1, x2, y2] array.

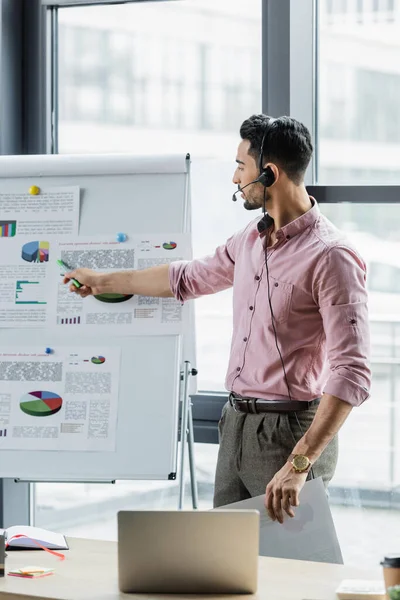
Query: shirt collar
[[259, 196, 319, 240]]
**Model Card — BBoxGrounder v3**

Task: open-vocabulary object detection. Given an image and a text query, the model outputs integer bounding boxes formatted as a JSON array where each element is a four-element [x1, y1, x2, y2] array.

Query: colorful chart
[[22, 241, 49, 263], [20, 391, 62, 417], [0, 220, 16, 237], [91, 356, 106, 365], [163, 241, 177, 250], [94, 293, 133, 303]]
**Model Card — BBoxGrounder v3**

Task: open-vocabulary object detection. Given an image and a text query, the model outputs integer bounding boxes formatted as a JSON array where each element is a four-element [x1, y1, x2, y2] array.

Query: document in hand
[[214, 477, 343, 564], [1, 526, 68, 550]]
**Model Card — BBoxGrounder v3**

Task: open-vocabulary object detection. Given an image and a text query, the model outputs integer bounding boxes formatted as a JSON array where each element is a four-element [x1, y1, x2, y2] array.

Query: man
[[64, 115, 371, 524]]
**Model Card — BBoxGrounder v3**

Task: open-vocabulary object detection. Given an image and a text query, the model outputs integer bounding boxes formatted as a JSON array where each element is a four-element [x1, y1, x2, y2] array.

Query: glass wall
[[35, 0, 261, 536]]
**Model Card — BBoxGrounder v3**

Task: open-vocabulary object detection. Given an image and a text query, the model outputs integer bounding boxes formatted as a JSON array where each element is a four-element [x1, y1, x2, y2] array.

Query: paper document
[[0, 186, 80, 237], [48, 234, 191, 335], [216, 478, 343, 564], [0, 346, 120, 452]]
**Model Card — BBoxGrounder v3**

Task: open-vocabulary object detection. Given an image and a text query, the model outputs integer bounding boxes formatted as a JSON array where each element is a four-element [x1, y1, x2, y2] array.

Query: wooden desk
[[0, 537, 382, 600]]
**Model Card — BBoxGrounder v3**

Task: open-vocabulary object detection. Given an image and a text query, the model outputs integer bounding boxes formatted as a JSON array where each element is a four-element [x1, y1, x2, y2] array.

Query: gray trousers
[[213, 401, 338, 508]]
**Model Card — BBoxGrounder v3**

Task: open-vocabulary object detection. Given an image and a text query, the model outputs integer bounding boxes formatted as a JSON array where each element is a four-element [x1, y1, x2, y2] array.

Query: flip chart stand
[[178, 362, 199, 510]]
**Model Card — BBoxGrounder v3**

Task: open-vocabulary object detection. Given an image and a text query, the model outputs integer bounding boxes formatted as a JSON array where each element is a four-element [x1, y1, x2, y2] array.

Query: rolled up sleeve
[[313, 245, 371, 407], [169, 236, 237, 303]]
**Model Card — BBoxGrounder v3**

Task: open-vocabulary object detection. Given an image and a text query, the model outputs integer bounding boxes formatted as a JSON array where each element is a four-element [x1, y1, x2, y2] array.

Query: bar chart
[[57, 316, 81, 325], [0, 220, 17, 237]]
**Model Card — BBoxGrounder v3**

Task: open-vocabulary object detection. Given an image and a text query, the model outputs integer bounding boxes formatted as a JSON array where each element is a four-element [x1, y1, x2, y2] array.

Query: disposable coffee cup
[[381, 555, 400, 594]]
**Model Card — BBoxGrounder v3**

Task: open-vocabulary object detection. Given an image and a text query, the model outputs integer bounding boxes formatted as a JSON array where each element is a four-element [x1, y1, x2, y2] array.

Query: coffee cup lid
[[381, 554, 400, 568]]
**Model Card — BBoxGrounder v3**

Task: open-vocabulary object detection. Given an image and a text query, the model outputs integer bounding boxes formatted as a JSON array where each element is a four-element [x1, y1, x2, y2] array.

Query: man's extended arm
[[64, 234, 239, 301]]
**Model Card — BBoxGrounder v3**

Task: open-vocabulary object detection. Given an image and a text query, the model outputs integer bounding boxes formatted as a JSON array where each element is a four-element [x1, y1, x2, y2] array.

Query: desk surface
[[0, 537, 381, 600]]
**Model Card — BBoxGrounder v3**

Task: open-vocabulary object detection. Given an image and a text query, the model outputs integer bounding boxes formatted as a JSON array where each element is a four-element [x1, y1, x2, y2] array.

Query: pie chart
[[91, 356, 105, 364], [22, 241, 49, 263], [20, 391, 62, 417], [94, 293, 133, 303], [163, 241, 177, 250]]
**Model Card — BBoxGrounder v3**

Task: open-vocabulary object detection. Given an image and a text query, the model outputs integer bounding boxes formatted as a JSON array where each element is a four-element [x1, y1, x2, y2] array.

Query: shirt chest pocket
[[268, 276, 294, 324]]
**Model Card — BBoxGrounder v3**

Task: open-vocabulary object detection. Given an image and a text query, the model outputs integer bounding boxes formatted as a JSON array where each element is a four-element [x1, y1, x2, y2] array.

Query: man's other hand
[[264, 462, 308, 524]]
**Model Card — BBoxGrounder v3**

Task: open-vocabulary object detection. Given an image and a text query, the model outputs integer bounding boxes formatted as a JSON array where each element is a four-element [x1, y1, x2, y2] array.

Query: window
[[318, 0, 400, 183], [58, 1, 261, 153]]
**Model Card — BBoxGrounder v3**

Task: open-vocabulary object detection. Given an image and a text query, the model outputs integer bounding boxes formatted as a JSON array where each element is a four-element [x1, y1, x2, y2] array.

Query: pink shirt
[[169, 200, 371, 407]]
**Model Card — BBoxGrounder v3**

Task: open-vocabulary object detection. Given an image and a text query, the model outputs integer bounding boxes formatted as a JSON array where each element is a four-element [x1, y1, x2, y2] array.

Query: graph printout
[[0, 347, 120, 452], [49, 234, 191, 335]]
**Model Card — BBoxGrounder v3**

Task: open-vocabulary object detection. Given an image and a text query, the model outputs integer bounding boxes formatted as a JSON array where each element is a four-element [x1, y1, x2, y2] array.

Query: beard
[[243, 188, 271, 211], [243, 199, 259, 211]]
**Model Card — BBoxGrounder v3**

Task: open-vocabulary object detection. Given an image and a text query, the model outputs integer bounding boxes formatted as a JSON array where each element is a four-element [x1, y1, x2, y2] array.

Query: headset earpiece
[[258, 166, 275, 188]]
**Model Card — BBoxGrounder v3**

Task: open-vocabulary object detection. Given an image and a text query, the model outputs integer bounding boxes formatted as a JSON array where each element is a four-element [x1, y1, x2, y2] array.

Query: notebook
[[8, 566, 55, 578], [0, 526, 68, 550]]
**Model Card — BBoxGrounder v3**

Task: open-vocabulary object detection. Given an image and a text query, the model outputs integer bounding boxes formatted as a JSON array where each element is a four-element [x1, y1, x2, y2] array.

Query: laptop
[[117, 509, 259, 594]]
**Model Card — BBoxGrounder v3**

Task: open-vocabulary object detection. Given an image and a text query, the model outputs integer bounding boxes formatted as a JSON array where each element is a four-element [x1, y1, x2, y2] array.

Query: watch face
[[293, 455, 309, 471]]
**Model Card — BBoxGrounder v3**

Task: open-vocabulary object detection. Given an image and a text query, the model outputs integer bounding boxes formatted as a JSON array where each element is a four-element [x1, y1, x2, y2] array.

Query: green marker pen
[[57, 259, 82, 289]]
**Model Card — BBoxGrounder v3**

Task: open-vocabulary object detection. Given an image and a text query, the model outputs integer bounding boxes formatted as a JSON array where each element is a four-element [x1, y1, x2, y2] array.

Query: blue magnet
[[45, 347, 53, 354], [116, 232, 127, 243]]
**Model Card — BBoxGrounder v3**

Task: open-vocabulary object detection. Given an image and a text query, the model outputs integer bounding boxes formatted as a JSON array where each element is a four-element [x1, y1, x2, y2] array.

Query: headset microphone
[[232, 176, 262, 202]]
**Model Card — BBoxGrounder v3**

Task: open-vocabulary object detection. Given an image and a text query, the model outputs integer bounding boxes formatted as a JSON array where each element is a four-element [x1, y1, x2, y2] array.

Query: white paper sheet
[[0, 346, 120, 452], [216, 478, 343, 564], [0, 186, 80, 237], [47, 234, 191, 335]]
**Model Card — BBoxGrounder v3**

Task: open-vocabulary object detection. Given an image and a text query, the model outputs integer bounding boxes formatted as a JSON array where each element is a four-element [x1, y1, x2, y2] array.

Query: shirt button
[[243, 337, 248, 342], [249, 306, 254, 310], [274, 282, 278, 287], [255, 275, 260, 281], [286, 235, 290, 240], [236, 367, 241, 371]]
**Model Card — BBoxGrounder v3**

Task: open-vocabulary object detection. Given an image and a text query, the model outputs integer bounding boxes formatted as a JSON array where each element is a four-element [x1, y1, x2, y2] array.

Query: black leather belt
[[229, 393, 319, 414]]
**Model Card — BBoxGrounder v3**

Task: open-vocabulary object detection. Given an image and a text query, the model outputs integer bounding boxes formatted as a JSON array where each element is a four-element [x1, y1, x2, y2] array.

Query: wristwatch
[[288, 454, 312, 473]]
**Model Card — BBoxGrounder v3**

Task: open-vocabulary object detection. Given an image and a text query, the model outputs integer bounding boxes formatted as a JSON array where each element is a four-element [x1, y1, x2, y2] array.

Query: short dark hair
[[239, 114, 313, 185]]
